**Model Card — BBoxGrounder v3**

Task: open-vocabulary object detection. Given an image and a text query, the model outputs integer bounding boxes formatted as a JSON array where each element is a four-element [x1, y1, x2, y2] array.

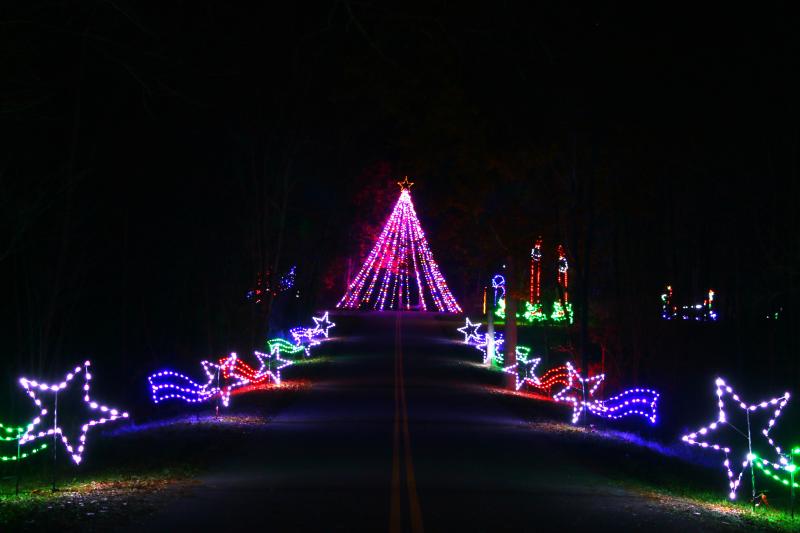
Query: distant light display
[[661, 285, 718, 321], [503, 357, 542, 390], [247, 265, 297, 303]]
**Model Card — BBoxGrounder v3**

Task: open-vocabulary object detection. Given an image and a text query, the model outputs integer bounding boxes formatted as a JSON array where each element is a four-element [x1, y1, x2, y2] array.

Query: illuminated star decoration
[[397, 176, 414, 191], [202, 353, 252, 407], [312, 311, 336, 338], [503, 357, 542, 390], [681, 377, 790, 499], [457, 317, 482, 344], [552, 363, 606, 424], [19, 361, 129, 465]]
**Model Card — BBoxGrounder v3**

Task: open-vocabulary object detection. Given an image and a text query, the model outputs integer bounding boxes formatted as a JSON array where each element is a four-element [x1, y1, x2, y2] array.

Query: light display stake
[[19, 361, 129, 465], [337, 179, 462, 312], [552, 363, 605, 424], [681, 377, 790, 499], [552, 363, 659, 425]]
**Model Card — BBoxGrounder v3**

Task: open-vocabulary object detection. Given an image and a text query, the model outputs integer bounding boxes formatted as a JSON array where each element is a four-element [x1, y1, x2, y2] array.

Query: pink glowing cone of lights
[[337, 181, 461, 312]]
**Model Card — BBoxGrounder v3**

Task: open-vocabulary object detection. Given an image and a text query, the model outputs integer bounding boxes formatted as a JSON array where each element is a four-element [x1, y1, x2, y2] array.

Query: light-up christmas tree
[[337, 178, 462, 312]]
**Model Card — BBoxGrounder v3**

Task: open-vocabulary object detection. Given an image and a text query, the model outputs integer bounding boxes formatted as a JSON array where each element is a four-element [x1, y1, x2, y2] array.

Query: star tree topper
[[312, 311, 336, 338], [397, 176, 414, 191], [457, 317, 482, 344], [19, 361, 129, 465]]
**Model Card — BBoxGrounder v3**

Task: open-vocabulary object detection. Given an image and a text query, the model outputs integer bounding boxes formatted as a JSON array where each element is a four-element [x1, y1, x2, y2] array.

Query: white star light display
[[457, 317, 482, 344], [503, 357, 542, 390], [19, 361, 129, 465], [681, 377, 790, 499], [312, 311, 336, 338]]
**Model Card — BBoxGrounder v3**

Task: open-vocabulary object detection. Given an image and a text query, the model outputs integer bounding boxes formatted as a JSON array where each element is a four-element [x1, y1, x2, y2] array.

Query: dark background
[[1, 2, 797, 428]]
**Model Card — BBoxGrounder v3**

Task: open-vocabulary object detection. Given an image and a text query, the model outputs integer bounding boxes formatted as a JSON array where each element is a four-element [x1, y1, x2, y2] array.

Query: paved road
[[126, 313, 753, 532]]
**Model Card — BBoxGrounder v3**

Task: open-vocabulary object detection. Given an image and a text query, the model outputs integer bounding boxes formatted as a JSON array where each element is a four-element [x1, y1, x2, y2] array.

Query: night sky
[[1, 3, 798, 406]]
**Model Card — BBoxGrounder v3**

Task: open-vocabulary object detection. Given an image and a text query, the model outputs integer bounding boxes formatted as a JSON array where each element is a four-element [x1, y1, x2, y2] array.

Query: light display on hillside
[[337, 178, 461, 312]]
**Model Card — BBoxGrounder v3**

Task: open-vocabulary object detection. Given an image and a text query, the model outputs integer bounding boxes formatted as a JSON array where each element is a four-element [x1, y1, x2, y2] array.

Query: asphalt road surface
[[125, 312, 758, 532]]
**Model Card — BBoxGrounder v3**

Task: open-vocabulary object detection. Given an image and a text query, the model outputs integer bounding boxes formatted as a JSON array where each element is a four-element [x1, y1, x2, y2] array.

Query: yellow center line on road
[[389, 313, 424, 533]]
